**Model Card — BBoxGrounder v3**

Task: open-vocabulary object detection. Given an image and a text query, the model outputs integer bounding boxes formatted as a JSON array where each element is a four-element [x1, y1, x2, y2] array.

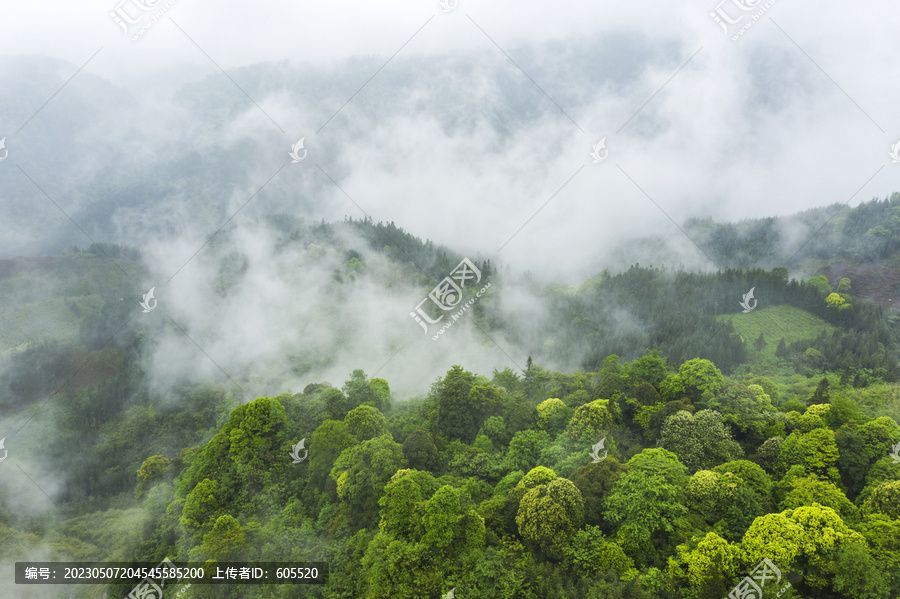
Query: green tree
[[659, 409, 743, 472], [135, 455, 172, 499], [378, 469, 439, 540], [565, 525, 635, 577], [516, 477, 585, 556], [796, 411, 826, 434], [707, 383, 779, 447], [309, 419, 357, 489], [492, 366, 522, 394], [331, 434, 406, 526], [857, 417, 900, 461], [771, 266, 789, 284], [712, 460, 773, 503], [667, 532, 739, 593], [831, 433, 863, 493], [740, 512, 804, 575], [459, 507, 486, 552], [720, 485, 764, 542], [826, 292, 847, 308], [863, 480, 900, 519], [519, 465, 557, 489], [523, 360, 552, 400], [807, 275, 832, 295], [343, 369, 385, 411], [780, 476, 858, 523], [344, 405, 388, 441], [503, 429, 550, 472], [801, 347, 826, 371], [661, 358, 725, 404], [198, 514, 248, 561], [603, 448, 690, 566], [776, 428, 840, 482], [754, 332, 767, 352], [810, 377, 831, 405], [401, 428, 438, 472], [826, 395, 861, 429], [536, 397, 570, 434], [755, 436, 783, 469], [421, 485, 461, 554], [837, 277, 851, 293], [625, 350, 669, 390], [858, 456, 900, 503], [784, 504, 866, 589], [570, 458, 627, 530], [685, 470, 738, 522], [435, 365, 477, 441], [645, 399, 693, 443], [633, 382, 663, 407], [623, 383, 662, 426], [565, 399, 613, 442], [360, 531, 434, 599], [857, 514, 900, 594], [596, 354, 627, 399], [832, 542, 890, 599], [181, 478, 221, 530], [370, 378, 392, 410], [322, 386, 353, 421], [478, 415, 507, 446], [467, 384, 505, 430], [775, 337, 788, 359], [502, 392, 536, 435], [226, 396, 290, 465]]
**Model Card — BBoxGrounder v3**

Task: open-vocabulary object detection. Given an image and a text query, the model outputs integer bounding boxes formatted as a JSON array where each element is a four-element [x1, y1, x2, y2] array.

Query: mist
[[3, 1, 900, 596]]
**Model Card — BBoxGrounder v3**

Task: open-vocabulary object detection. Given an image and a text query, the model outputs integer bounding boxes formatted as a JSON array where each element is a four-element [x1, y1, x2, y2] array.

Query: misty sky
[[3, 0, 900, 397], [2, 0, 900, 280]]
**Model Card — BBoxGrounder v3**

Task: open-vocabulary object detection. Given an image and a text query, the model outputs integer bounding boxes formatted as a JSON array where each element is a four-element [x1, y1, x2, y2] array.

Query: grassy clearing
[[0, 253, 139, 353], [718, 304, 836, 373]]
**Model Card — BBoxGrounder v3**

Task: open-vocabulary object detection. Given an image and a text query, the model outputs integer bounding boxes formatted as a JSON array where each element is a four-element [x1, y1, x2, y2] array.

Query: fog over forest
[[2, 2, 900, 598]]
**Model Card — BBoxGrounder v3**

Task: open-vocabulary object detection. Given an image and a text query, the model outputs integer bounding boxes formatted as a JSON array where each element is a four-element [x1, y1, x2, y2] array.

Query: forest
[[3, 8, 900, 596], [16, 354, 899, 599], [2, 204, 900, 597]]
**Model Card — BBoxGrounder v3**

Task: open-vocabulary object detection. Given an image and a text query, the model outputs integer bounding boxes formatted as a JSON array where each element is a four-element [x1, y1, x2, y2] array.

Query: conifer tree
[[754, 332, 767, 352]]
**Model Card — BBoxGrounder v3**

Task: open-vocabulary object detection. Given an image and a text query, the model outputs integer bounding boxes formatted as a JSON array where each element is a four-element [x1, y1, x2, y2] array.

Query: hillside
[[1, 214, 900, 598], [820, 256, 900, 308], [717, 305, 836, 373], [5, 5, 900, 596]]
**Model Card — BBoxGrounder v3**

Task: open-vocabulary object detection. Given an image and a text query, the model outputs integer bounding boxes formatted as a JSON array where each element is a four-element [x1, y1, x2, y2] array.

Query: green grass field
[[718, 304, 836, 374], [0, 294, 103, 354], [0, 253, 141, 354]]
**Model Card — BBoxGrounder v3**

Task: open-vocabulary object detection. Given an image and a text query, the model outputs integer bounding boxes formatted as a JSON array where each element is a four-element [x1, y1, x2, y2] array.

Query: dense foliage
[[4, 209, 900, 598], [4, 349, 898, 598]]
